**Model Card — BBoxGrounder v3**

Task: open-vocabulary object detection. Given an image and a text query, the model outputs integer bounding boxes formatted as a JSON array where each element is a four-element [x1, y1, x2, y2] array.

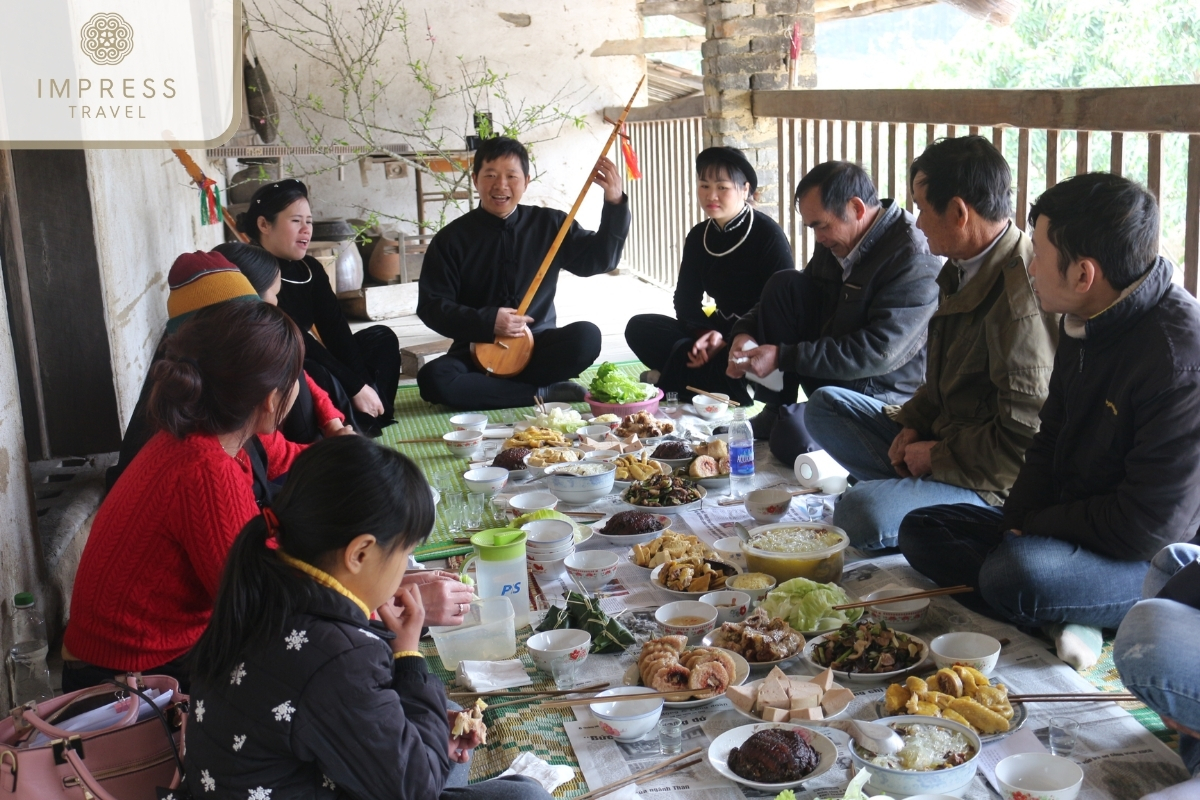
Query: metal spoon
[[847, 720, 905, 755], [734, 522, 753, 544]]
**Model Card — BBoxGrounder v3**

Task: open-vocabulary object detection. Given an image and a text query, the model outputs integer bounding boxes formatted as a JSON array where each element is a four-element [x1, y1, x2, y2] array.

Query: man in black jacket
[[726, 161, 941, 464], [417, 137, 629, 409], [900, 173, 1200, 668]]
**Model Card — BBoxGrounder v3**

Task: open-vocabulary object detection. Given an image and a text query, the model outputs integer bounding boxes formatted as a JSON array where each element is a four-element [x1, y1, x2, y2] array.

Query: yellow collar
[[277, 551, 372, 618]]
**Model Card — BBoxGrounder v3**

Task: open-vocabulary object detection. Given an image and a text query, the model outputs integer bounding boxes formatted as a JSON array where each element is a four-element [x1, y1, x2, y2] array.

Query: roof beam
[[592, 35, 705, 56], [639, 1, 705, 16]]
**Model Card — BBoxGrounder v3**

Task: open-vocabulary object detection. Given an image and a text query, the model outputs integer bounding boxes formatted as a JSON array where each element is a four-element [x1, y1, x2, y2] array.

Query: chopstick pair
[[1009, 692, 1139, 703], [575, 748, 705, 800], [534, 395, 547, 415], [541, 689, 693, 709], [831, 585, 974, 610], [447, 682, 609, 699], [685, 385, 741, 408]]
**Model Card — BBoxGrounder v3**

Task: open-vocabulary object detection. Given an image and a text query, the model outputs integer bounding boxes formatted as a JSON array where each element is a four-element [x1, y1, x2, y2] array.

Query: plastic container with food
[[742, 522, 850, 584], [849, 716, 981, 798]]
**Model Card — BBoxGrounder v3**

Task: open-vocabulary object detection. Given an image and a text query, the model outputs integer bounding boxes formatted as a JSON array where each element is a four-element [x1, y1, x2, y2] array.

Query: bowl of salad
[[585, 362, 662, 417]]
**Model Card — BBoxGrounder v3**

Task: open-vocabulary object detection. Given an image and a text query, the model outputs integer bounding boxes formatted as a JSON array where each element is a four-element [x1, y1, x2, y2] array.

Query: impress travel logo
[[0, 1, 241, 147]]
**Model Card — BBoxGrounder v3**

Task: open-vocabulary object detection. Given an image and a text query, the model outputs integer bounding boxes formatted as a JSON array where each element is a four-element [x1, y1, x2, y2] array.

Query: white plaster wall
[[85, 149, 225, 431], [0, 256, 43, 711], [245, 0, 644, 235]]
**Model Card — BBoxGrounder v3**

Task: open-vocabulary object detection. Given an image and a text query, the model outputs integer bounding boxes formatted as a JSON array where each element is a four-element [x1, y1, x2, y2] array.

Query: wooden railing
[[620, 85, 1200, 294]]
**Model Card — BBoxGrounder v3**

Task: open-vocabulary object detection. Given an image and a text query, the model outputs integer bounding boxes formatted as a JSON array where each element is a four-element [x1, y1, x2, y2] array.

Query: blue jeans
[[899, 503, 1150, 628], [1114, 544, 1200, 776], [805, 387, 989, 549]]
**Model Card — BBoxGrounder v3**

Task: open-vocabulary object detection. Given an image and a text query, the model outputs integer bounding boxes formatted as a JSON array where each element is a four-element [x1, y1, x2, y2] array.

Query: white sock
[[1045, 623, 1103, 670], [1139, 771, 1200, 800]]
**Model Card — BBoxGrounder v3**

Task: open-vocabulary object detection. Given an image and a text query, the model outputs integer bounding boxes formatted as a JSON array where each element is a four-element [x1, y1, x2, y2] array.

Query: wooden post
[[888, 123, 897, 201], [1046, 129, 1059, 189], [871, 122, 881, 188], [1147, 133, 1162, 201], [905, 123, 915, 212], [1016, 128, 1030, 230], [1076, 130, 1090, 174], [1110, 131, 1124, 176], [1186, 134, 1200, 296]]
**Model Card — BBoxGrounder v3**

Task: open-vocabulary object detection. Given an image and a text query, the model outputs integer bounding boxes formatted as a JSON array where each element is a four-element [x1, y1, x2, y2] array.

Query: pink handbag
[[0, 675, 186, 800]]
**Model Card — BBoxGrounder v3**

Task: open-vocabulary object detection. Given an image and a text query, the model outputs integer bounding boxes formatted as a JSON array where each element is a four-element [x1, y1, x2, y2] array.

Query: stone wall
[[702, 0, 816, 216]]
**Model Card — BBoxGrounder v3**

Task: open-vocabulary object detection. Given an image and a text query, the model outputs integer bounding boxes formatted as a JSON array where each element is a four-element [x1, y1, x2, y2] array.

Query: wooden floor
[[351, 271, 674, 384]]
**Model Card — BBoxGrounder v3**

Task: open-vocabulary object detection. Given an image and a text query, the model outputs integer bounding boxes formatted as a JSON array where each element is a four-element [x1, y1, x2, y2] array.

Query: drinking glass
[[658, 718, 682, 754], [466, 493, 486, 528], [804, 494, 825, 521], [551, 657, 577, 690], [662, 392, 680, 418], [1049, 717, 1080, 757], [441, 493, 465, 534]]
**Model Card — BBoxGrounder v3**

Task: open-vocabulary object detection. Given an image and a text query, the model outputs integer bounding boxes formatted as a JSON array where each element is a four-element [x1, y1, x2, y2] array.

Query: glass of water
[[1049, 717, 1080, 757], [466, 493, 486, 528], [550, 657, 577, 690], [441, 492, 465, 534], [804, 494, 825, 521], [658, 718, 682, 754]]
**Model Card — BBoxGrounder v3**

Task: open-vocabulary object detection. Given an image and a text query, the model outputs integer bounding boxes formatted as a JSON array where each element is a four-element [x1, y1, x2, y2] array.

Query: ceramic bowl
[[522, 449, 588, 479], [692, 393, 730, 420], [449, 412, 489, 433], [713, 536, 747, 568], [589, 687, 664, 742], [578, 424, 612, 440], [995, 753, 1084, 800], [564, 550, 620, 592], [526, 538, 575, 560], [528, 552, 571, 581], [525, 628, 591, 675], [930, 632, 1002, 675], [745, 488, 794, 524], [865, 586, 931, 632], [654, 600, 719, 643], [522, 519, 576, 549], [508, 491, 559, 516], [462, 466, 508, 496], [700, 590, 751, 625], [725, 572, 777, 606], [443, 430, 484, 457], [849, 716, 981, 797], [545, 461, 617, 505]]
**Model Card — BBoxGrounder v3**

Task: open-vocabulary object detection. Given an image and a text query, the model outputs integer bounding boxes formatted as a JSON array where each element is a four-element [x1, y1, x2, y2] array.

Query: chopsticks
[[686, 386, 741, 408], [534, 395, 547, 415], [1009, 692, 1139, 703], [831, 585, 974, 610], [394, 437, 447, 444], [447, 682, 609, 699], [575, 748, 704, 800], [541, 690, 693, 708]]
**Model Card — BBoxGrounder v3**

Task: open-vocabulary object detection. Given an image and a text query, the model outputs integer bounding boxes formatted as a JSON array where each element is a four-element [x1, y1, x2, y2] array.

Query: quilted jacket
[[183, 584, 451, 800]]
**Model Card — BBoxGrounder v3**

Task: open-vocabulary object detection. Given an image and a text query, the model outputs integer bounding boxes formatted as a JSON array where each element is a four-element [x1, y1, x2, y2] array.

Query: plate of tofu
[[725, 665, 855, 724]]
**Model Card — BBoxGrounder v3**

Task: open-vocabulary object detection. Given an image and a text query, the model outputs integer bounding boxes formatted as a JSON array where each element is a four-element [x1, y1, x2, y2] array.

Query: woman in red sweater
[[63, 301, 306, 692]]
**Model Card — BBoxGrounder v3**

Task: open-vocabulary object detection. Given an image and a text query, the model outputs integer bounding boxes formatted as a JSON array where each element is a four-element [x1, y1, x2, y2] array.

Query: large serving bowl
[[929, 632, 1002, 675], [994, 753, 1084, 800], [523, 448, 588, 479], [584, 388, 663, 419], [564, 550, 620, 592], [545, 461, 617, 505], [742, 522, 850, 583], [849, 716, 982, 798], [654, 600, 719, 643], [589, 687, 664, 742], [865, 586, 931, 632], [525, 629, 591, 675]]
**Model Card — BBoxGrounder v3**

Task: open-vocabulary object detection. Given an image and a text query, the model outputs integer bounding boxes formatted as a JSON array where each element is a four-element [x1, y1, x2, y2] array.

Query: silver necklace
[[280, 258, 312, 285], [703, 206, 754, 257]]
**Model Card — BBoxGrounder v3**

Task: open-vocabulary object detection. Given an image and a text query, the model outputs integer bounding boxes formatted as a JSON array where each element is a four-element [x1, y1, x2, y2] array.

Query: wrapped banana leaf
[[567, 592, 634, 654], [535, 604, 572, 632]]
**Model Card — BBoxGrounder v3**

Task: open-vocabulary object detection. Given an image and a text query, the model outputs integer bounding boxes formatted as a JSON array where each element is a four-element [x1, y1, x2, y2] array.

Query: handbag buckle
[[50, 736, 84, 766]]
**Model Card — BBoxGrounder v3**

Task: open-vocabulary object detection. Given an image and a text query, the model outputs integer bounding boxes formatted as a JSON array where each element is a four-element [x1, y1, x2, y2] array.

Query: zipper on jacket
[[61, 750, 174, 788], [1078, 347, 1085, 373]]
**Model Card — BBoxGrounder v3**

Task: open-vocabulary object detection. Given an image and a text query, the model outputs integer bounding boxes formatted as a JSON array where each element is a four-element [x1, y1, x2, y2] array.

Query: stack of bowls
[[523, 519, 576, 580]]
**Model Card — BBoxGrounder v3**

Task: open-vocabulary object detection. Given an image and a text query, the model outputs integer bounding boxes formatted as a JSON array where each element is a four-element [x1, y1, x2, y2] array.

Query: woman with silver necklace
[[625, 147, 794, 405]]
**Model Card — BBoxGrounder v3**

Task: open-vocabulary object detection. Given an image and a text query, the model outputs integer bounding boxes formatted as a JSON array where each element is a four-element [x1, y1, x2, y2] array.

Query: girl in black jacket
[[184, 437, 550, 800]]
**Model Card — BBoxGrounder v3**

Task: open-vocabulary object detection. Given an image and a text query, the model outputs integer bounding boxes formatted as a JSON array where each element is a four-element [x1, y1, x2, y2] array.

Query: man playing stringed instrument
[[417, 137, 630, 409]]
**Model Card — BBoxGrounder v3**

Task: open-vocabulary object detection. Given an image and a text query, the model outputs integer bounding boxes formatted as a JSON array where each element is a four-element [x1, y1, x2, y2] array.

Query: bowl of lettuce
[[585, 362, 663, 417], [759, 577, 863, 635]]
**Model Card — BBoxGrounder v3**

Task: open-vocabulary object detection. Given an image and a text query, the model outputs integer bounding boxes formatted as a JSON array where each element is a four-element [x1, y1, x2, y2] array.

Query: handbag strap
[[103, 679, 186, 786], [11, 684, 142, 739]]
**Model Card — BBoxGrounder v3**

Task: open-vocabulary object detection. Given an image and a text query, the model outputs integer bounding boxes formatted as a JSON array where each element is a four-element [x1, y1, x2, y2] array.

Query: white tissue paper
[[455, 659, 533, 691], [733, 338, 785, 392], [500, 752, 577, 793], [793, 449, 850, 493]]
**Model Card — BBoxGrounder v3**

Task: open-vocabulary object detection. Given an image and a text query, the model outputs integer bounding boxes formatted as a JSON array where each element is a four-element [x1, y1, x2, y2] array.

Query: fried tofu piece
[[947, 697, 1010, 735]]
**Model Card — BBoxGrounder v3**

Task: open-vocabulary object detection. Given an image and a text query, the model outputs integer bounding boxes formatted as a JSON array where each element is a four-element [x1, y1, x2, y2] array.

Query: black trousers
[[305, 325, 401, 437], [624, 314, 753, 405], [61, 652, 192, 694], [417, 322, 601, 410]]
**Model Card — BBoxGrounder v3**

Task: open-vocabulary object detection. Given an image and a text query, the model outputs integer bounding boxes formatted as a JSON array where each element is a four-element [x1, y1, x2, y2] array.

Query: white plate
[[622, 651, 749, 708], [622, 484, 707, 516], [727, 677, 853, 723], [649, 561, 742, 597], [871, 695, 1027, 744], [707, 723, 838, 790], [573, 525, 594, 546], [801, 631, 929, 684], [701, 630, 804, 670], [697, 475, 730, 492], [593, 514, 673, 545]]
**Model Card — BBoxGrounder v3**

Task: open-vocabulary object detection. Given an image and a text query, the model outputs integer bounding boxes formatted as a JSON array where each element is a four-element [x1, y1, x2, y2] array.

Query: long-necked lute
[[470, 78, 644, 378]]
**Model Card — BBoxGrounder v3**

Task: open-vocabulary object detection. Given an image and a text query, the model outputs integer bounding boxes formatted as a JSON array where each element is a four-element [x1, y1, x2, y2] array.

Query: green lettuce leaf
[[759, 577, 864, 631], [588, 362, 653, 404]]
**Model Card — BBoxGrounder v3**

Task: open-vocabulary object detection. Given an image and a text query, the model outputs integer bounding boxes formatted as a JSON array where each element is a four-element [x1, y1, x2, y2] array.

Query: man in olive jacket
[[902, 174, 1200, 666], [806, 137, 1059, 550]]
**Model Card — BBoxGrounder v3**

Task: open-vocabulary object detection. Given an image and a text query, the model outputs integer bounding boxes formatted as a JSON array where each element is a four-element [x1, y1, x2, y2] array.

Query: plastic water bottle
[[7, 593, 54, 709], [728, 407, 755, 498]]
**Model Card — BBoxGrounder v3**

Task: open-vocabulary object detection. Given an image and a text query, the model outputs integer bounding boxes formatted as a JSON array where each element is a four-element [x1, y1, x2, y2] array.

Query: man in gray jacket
[[727, 161, 941, 467]]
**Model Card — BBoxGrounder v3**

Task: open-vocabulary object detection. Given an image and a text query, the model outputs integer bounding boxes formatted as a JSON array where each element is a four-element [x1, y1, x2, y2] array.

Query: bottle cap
[[13, 592, 34, 608]]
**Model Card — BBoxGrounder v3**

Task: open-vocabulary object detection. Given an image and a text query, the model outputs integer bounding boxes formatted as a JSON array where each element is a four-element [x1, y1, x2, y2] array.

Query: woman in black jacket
[[185, 437, 550, 800], [239, 180, 400, 437]]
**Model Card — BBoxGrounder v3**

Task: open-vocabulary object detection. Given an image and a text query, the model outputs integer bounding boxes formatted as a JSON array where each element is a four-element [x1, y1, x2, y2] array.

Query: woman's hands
[[379, 584, 425, 654], [403, 571, 474, 626], [352, 384, 385, 417]]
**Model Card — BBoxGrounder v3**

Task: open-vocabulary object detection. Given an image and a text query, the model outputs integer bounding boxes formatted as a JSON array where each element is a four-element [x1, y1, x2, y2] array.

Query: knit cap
[[166, 251, 259, 333]]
